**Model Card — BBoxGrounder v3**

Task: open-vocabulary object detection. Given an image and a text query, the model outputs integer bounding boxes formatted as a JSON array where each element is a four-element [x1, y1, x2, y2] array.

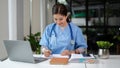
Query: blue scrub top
[[40, 22, 87, 54]]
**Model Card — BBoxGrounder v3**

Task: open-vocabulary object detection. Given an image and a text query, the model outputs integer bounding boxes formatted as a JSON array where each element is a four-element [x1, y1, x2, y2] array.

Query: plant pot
[[98, 49, 109, 59]]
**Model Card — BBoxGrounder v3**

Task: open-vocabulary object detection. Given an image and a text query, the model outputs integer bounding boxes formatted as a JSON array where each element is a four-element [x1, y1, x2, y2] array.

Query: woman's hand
[[61, 50, 75, 56], [43, 50, 51, 57], [75, 48, 85, 54], [61, 50, 70, 56]]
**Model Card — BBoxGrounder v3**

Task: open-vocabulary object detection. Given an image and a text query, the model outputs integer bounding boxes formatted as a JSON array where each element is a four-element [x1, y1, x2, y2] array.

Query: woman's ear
[[66, 12, 71, 22], [67, 12, 70, 18]]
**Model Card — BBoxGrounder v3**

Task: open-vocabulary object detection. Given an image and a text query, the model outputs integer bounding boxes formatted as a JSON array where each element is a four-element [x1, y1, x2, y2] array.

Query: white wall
[[0, 0, 8, 60], [8, 0, 41, 39], [32, 0, 40, 34], [24, 0, 40, 37], [23, 0, 30, 36], [39, 0, 55, 35], [9, 0, 24, 40], [23, 0, 55, 37], [8, 0, 17, 40], [47, 0, 55, 24], [0, 0, 55, 41], [17, 0, 24, 40]]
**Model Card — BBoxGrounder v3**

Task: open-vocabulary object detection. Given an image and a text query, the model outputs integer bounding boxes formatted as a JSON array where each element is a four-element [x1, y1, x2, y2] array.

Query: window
[[56, 0, 120, 54]]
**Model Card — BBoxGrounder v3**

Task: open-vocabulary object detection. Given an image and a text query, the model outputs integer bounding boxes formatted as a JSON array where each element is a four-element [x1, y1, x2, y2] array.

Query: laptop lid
[[3, 40, 36, 63]]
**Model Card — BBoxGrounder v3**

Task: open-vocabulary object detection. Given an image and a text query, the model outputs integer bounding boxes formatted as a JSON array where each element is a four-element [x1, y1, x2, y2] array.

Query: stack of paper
[[39, 54, 96, 64], [69, 54, 95, 63], [40, 54, 69, 59]]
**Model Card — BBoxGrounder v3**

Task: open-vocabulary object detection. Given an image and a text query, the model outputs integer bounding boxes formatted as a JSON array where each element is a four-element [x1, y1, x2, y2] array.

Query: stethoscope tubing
[[50, 23, 73, 40]]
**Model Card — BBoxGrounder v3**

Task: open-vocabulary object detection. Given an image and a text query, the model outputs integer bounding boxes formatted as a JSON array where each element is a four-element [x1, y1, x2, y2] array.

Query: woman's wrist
[[75, 48, 86, 54], [41, 46, 51, 55], [70, 50, 75, 54]]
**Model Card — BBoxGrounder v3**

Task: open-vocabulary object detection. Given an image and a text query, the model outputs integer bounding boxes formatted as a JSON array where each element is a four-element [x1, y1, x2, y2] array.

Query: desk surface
[[0, 55, 120, 68], [86, 55, 120, 68], [0, 58, 85, 68]]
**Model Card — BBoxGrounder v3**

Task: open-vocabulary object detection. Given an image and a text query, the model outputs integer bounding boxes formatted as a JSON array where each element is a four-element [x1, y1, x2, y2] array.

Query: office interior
[[0, 0, 120, 57]]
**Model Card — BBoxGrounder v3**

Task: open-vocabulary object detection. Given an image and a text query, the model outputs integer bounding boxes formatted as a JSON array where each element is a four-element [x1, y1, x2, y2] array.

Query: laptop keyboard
[[34, 57, 48, 63]]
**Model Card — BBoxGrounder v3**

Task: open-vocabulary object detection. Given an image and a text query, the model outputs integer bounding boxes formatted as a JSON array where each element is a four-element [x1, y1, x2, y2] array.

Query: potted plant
[[24, 32, 41, 54], [96, 41, 113, 59]]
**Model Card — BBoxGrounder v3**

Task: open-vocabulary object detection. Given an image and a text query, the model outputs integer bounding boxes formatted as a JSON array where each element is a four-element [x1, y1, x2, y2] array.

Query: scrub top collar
[[50, 23, 75, 45]]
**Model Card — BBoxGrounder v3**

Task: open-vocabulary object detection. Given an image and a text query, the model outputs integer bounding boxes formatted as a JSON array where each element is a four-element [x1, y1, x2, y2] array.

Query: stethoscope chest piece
[[71, 40, 75, 45]]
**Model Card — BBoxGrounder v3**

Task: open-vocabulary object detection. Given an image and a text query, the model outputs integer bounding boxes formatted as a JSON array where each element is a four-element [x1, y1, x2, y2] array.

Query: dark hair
[[52, 3, 70, 22]]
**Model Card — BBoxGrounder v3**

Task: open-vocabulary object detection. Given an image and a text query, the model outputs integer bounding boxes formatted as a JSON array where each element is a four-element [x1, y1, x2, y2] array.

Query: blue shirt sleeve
[[70, 23, 87, 49], [39, 27, 49, 47], [39, 25, 51, 48], [75, 28, 87, 49], [39, 23, 55, 49]]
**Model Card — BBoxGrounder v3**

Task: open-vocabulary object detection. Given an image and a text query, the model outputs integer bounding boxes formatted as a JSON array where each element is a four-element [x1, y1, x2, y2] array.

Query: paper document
[[40, 54, 69, 59], [69, 54, 95, 63], [70, 54, 95, 59]]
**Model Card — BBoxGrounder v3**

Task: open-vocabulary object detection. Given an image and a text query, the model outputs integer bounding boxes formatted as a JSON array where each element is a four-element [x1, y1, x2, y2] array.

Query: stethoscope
[[50, 23, 75, 45]]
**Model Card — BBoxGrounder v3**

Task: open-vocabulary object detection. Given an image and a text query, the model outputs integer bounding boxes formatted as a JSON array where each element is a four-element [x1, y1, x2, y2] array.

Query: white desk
[[0, 59, 85, 68], [0, 55, 120, 68], [86, 55, 120, 68]]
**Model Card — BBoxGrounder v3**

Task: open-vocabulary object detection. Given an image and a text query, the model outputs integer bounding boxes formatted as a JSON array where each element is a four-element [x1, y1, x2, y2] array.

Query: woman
[[40, 3, 87, 57]]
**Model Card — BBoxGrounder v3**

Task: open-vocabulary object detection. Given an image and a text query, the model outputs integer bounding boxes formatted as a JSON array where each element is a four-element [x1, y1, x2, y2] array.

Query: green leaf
[[24, 32, 41, 54], [96, 41, 113, 49]]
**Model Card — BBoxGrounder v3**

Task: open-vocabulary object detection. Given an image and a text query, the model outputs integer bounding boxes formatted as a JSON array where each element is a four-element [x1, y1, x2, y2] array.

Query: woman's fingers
[[44, 50, 51, 57], [61, 50, 70, 56], [70, 50, 75, 54]]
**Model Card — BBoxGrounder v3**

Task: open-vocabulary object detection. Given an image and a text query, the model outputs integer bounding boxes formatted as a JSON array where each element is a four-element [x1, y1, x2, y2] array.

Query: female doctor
[[40, 3, 87, 57]]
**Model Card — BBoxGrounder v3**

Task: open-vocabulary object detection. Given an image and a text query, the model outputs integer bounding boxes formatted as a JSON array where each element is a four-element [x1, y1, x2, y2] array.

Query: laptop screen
[[3, 40, 35, 63]]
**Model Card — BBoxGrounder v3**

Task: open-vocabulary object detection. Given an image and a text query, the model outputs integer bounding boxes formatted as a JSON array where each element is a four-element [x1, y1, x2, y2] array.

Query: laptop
[[0, 43, 8, 61], [3, 40, 47, 63]]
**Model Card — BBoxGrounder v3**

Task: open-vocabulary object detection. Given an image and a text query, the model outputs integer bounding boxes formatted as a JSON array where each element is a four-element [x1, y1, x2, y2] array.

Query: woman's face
[[53, 14, 67, 27]]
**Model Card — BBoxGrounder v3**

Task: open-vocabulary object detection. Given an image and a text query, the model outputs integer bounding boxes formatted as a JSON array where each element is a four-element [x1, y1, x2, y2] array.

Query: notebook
[[3, 40, 47, 63]]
